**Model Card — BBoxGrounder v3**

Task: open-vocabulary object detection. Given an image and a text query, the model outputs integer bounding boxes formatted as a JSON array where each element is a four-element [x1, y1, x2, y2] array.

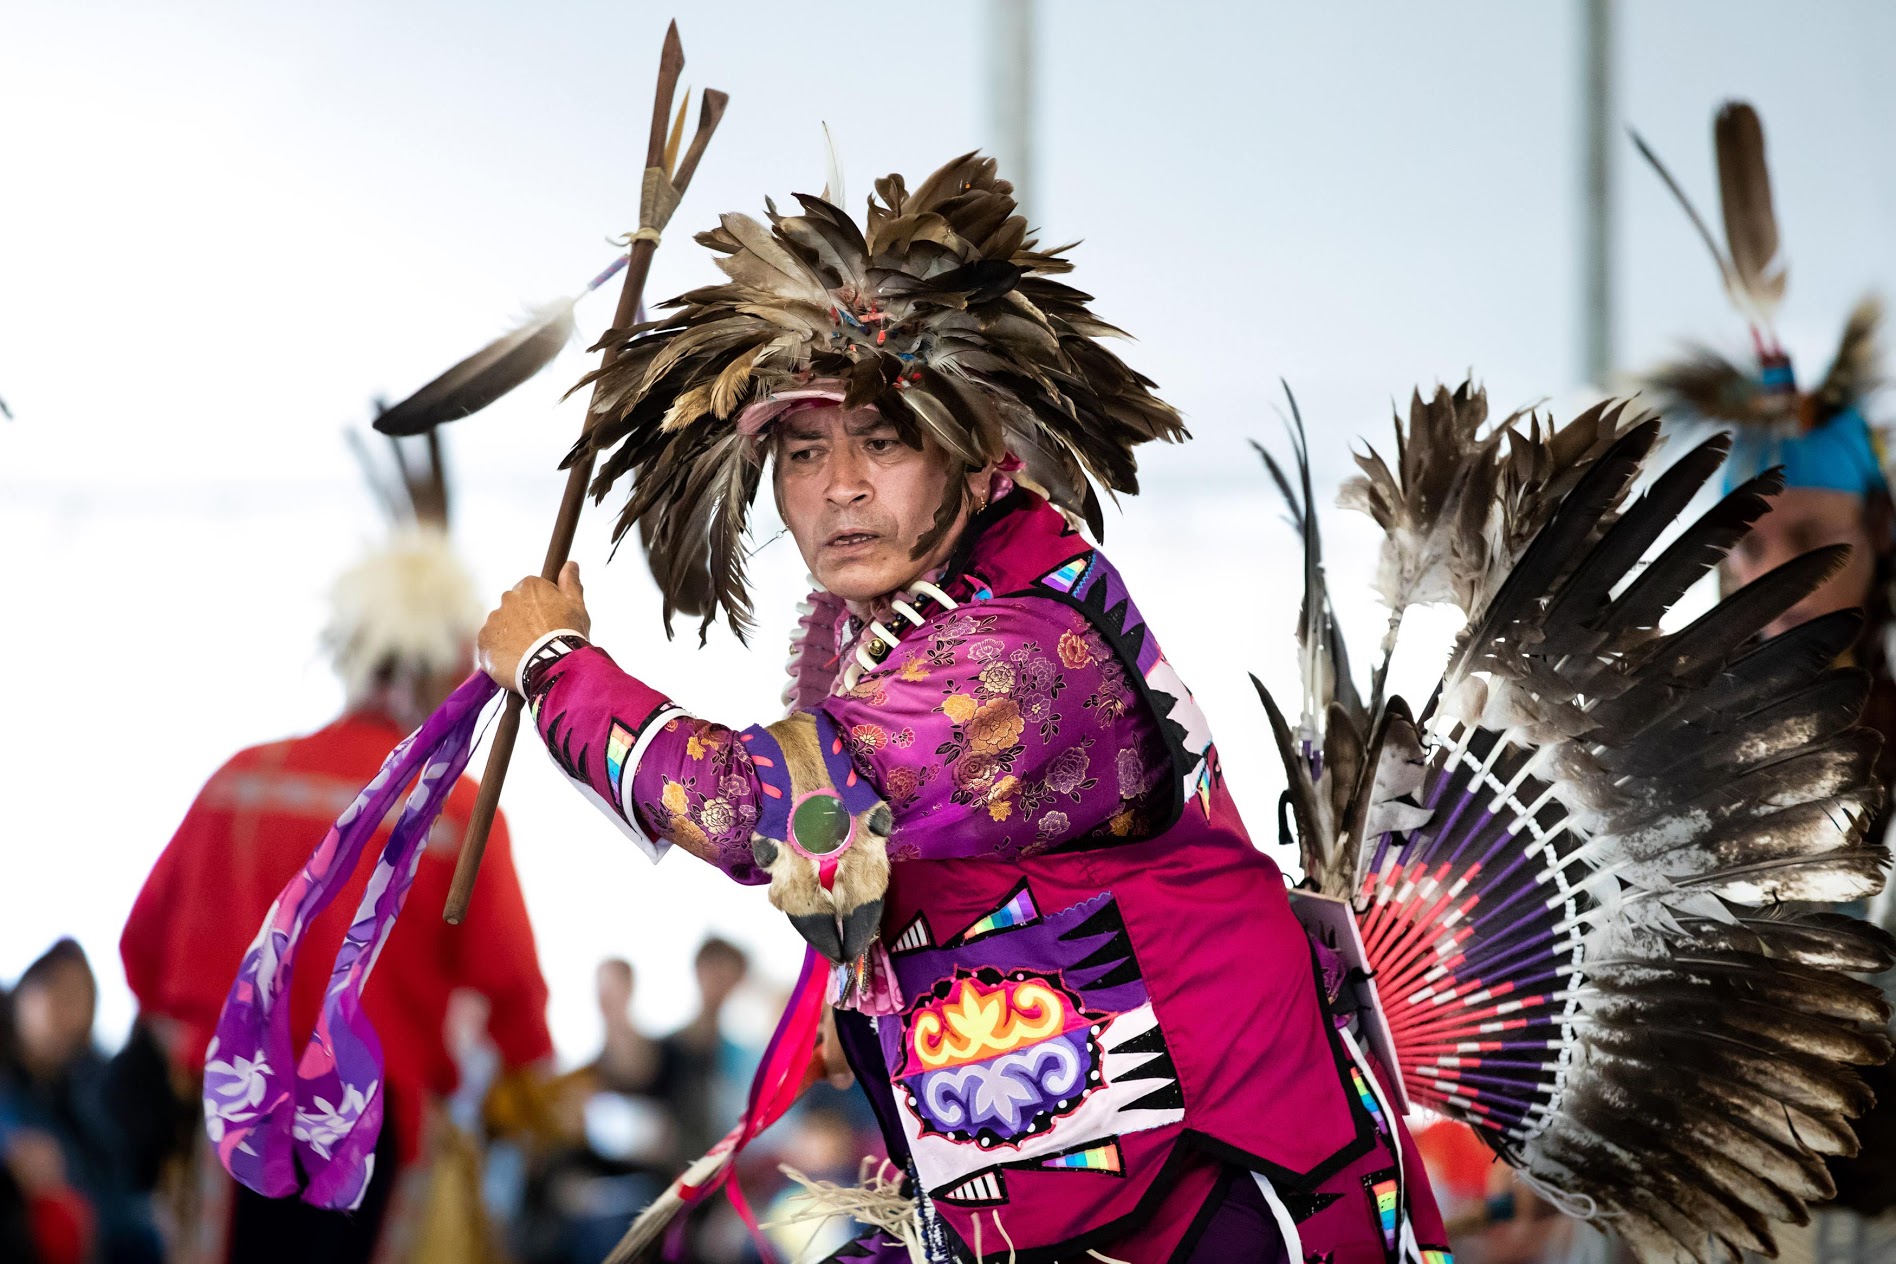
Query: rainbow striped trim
[[960, 885, 1039, 941], [605, 722, 635, 792], [1367, 1174, 1399, 1251], [1350, 1066, 1389, 1138], [1040, 556, 1089, 594], [1038, 1139, 1122, 1174], [1420, 1251, 1455, 1264]]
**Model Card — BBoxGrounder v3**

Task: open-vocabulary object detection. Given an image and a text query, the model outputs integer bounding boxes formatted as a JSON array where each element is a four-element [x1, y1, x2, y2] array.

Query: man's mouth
[[825, 530, 880, 550]]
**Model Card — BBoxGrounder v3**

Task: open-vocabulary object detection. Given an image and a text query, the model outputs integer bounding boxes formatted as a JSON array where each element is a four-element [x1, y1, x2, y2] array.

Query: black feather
[[1446, 419, 1658, 683], [1540, 432, 1731, 646], [1606, 467, 1786, 633]]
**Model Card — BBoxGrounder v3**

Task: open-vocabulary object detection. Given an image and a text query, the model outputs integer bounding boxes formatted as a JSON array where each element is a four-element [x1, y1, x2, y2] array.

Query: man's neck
[[679, 1006, 722, 1049], [345, 704, 411, 733], [844, 557, 956, 621]]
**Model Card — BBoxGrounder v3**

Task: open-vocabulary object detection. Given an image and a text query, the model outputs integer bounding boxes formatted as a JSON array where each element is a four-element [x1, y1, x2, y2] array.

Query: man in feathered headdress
[[1636, 103, 1892, 700], [121, 435, 553, 1264], [1637, 100, 1896, 1248], [477, 155, 1449, 1263]]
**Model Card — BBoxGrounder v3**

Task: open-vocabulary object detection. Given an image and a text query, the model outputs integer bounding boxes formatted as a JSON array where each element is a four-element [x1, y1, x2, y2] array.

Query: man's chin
[[815, 556, 909, 604]]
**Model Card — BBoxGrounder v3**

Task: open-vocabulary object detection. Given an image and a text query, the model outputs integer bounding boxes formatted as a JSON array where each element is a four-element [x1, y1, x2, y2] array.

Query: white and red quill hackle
[[1355, 724, 1581, 1142]]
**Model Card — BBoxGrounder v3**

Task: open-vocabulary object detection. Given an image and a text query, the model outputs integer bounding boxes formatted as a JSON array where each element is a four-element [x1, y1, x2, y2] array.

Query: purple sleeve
[[820, 597, 1172, 862], [524, 636, 768, 885]]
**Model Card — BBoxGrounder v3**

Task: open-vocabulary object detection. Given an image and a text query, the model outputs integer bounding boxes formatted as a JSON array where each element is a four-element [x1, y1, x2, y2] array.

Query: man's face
[[694, 953, 746, 1011], [15, 964, 94, 1073], [775, 405, 976, 605], [596, 960, 633, 1016], [1727, 486, 1879, 639]]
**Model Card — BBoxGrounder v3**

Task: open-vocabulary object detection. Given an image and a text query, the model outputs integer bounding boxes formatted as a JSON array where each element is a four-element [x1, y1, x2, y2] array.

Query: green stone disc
[[793, 793, 850, 854]]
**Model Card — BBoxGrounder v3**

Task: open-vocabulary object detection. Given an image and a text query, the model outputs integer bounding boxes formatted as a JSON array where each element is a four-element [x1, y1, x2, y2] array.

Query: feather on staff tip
[[372, 301, 577, 436]]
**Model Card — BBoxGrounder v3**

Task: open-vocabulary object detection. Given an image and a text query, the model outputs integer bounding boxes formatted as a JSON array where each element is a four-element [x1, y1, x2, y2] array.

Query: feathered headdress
[[1633, 101, 1885, 493], [566, 152, 1187, 638], [324, 430, 483, 706]]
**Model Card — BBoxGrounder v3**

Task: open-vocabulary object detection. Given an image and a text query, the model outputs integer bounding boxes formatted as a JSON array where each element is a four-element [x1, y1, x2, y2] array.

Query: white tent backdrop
[[4, 0, 1896, 1059]]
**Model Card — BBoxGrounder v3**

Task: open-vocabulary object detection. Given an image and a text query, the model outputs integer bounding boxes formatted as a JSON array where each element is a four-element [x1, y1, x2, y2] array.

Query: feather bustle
[[1291, 388, 1893, 1262]]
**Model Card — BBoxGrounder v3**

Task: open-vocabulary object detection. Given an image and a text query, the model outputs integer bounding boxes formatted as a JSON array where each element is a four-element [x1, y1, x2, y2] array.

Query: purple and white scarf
[[201, 674, 499, 1209]]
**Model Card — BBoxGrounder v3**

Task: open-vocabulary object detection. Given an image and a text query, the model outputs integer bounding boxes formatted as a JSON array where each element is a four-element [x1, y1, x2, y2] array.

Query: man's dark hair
[[16, 937, 92, 996], [695, 936, 748, 974]]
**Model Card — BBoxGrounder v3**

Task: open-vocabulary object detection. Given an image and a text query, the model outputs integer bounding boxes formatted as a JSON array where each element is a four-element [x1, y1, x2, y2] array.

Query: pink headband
[[733, 386, 847, 436], [733, 383, 1025, 482]]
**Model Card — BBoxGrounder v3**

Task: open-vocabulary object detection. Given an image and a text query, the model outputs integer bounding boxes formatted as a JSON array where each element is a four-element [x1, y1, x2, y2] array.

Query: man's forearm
[[522, 633, 768, 883]]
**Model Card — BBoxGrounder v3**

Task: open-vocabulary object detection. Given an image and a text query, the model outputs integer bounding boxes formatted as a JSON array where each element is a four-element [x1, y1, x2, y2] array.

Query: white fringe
[[1517, 1167, 1599, 1221], [765, 1159, 926, 1263], [764, 1159, 1135, 1264]]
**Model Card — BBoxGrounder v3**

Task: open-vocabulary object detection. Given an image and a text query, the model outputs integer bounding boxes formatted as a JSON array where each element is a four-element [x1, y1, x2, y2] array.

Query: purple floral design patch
[[895, 967, 1104, 1147]]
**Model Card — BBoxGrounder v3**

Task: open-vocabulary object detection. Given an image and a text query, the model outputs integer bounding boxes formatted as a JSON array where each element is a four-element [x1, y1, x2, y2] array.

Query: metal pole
[[986, 0, 1036, 221], [1581, 0, 1615, 384]]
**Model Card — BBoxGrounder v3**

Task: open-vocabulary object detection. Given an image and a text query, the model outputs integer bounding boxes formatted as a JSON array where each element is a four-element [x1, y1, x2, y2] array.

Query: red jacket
[[121, 712, 553, 1160]]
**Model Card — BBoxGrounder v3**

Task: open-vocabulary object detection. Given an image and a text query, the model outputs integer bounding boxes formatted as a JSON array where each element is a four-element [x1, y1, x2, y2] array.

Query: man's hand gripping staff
[[476, 563, 895, 984]]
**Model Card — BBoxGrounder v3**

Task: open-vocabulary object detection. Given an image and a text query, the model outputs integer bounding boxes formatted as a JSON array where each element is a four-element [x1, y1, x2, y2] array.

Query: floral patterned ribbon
[[202, 673, 499, 1209]]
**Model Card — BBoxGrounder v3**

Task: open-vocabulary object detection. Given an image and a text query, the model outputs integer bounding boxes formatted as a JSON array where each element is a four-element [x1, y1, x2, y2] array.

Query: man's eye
[[863, 438, 898, 454], [787, 447, 819, 463]]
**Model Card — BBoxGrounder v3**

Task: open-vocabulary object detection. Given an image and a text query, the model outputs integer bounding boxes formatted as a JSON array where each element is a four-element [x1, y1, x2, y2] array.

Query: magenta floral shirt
[[521, 598, 1171, 882]]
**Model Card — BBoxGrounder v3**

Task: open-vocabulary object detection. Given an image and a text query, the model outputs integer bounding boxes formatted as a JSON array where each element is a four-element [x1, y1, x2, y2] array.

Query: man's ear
[[1863, 489, 1893, 550], [967, 460, 999, 506]]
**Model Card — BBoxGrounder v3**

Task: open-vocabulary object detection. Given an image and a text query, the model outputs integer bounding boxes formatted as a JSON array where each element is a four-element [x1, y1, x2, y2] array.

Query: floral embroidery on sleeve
[[826, 600, 1172, 860], [1080, 634, 1134, 725], [630, 717, 765, 882]]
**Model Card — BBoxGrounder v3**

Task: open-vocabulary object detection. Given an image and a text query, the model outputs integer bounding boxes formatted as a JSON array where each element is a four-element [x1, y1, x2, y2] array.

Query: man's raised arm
[[477, 561, 769, 884]]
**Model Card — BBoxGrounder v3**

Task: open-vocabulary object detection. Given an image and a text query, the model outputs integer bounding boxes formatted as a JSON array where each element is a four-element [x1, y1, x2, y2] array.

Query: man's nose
[[825, 445, 872, 505], [1755, 535, 1801, 578]]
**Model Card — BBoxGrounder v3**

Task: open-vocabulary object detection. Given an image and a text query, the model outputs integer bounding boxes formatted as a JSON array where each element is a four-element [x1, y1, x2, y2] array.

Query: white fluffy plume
[[322, 526, 482, 705]]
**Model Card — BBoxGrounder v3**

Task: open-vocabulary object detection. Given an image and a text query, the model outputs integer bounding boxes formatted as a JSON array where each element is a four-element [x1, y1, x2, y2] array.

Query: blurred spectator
[[647, 938, 760, 1264], [656, 938, 751, 1170], [0, 985, 57, 1264], [445, 989, 502, 1137], [119, 686, 554, 1263], [760, 1108, 872, 1263], [0, 940, 163, 1262], [593, 959, 660, 1097], [505, 959, 673, 1264], [7, 1129, 92, 1264], [0, 1157, 40, 1264], [105, 1018, 196, 1204]]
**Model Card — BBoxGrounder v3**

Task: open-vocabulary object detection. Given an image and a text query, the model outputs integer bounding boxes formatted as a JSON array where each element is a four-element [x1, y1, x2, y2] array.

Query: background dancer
[[121, 434, 554, 1264], [1634, 98, 1896, 1263]]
